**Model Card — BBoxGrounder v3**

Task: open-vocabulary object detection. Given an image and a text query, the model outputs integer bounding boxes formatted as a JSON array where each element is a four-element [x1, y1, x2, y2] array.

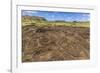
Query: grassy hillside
[[22, 16, 90, 28]]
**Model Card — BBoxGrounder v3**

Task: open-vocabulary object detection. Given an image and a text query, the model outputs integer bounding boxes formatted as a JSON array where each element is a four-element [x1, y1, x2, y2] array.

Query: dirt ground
[[22, 25, 90, 62]]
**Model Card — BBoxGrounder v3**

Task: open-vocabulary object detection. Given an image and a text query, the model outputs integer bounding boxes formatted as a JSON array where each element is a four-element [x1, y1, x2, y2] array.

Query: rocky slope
[[22, 25, 90, 62]]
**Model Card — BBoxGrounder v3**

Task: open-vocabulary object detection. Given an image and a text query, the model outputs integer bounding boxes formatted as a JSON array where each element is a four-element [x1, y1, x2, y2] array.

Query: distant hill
[[22, 16, 47, 26], [22, 16, 90, 27], [23, 16, 47, 21]]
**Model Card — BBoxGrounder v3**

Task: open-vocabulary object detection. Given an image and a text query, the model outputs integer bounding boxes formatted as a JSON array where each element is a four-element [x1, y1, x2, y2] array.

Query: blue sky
[[22, 10, 90, 22]]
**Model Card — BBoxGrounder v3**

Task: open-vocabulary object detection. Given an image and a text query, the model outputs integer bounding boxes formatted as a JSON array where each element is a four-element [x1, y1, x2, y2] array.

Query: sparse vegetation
[[22, 16, 90, 27]]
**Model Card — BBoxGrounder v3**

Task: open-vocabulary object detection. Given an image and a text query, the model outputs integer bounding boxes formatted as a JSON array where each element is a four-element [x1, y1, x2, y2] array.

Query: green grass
[[22, 21, 90, 28], [22, 16, 90, 28]]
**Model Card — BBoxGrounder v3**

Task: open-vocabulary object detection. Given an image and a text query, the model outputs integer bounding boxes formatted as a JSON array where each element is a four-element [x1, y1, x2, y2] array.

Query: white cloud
[[82, 14, 90, 17], [22, 10, 38, 16], [24, 11, 38, 14]]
